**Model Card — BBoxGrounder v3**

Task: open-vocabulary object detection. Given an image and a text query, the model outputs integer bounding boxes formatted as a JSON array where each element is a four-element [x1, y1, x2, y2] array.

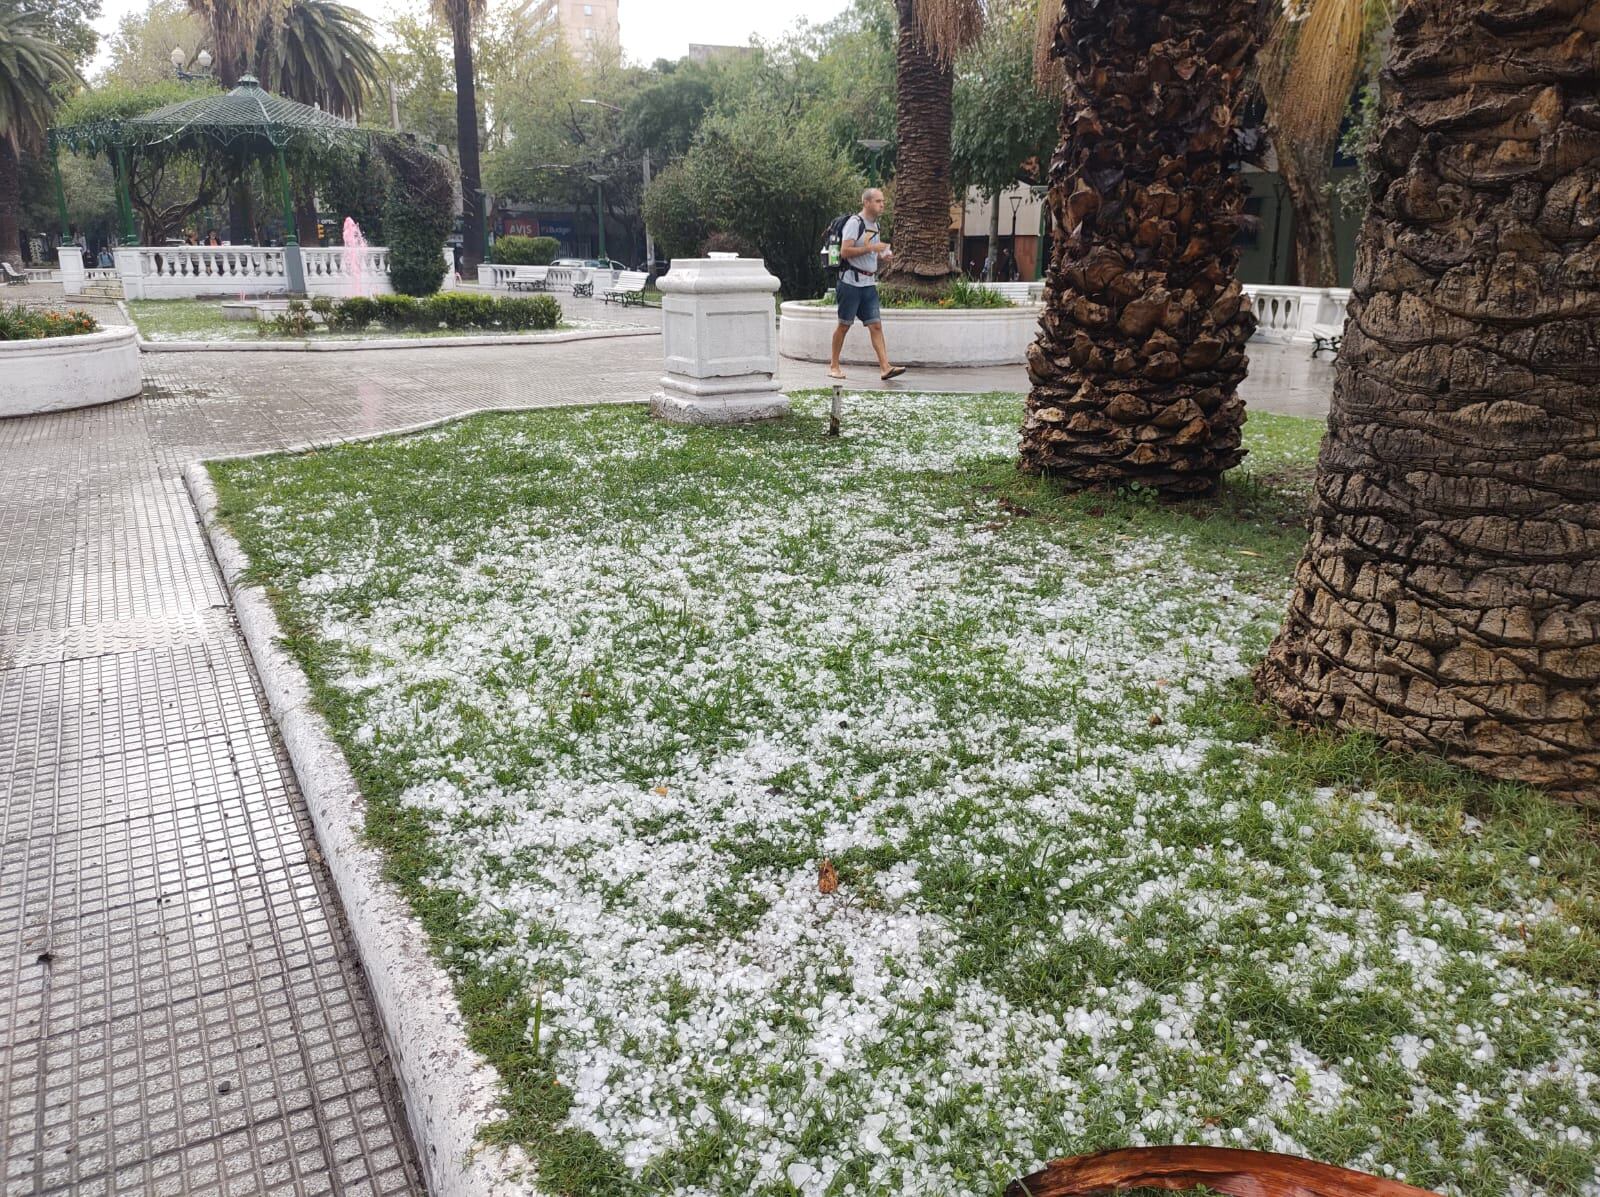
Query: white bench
[[1310, 323, 1343, 359], [506, 266, 549, 292], [1, 261, 27, 285], [603, 271, 649, 306], [547, 266, 597, 298]]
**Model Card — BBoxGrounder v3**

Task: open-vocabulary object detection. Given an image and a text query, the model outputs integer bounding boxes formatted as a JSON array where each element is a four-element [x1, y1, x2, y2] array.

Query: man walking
[[829, 188, 906, 382]]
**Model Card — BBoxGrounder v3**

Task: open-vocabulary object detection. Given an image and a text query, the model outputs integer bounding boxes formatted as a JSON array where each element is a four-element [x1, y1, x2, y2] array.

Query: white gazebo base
[[650, 374, 790, 425]]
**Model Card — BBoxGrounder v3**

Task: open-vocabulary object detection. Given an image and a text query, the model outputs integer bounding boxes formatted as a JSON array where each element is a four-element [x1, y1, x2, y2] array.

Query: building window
[[584, 4, 592, 12], [583, 26, 593, 38]]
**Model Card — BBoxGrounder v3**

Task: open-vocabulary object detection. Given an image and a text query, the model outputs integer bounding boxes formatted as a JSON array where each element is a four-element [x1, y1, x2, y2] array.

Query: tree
[[259, 0, 384, 119], [880, 0, 983, 293], [950, 0, 1056, 275], [1, 8, 81, 267], [101, 0, 206, 89], [1259, 0, 1393, 287], [1257, 0, 1600, 797], [1018, 0, 1263, 497], [184, 0, 277, 85], [54, 81, 229, 244], [434, 0, 487, 272], [643, 106, 862, 297]]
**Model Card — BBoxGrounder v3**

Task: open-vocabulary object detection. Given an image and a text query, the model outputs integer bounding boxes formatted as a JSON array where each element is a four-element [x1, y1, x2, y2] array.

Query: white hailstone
[[1528, 855, 1541, 868], [1285, 912, 1298, 925], [1260, 801, 1278, 816]]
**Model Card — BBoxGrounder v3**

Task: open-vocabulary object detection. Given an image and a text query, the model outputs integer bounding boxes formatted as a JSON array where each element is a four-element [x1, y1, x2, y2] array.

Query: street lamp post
[[581, 98, 652, 268], [169, 46, 213, 81], [589, 175, 609, 260], [857, 138, 889, 186], [1008, 194, 1024, 280]]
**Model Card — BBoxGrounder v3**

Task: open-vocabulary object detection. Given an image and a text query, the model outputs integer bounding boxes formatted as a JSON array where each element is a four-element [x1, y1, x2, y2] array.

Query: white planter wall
[[779, 301, 1043, 368], [0, 326, 142, 417]]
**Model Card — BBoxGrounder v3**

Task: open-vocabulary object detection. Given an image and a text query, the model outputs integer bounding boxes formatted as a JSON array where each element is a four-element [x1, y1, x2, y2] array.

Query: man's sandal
[[880, 366, 906, 381]]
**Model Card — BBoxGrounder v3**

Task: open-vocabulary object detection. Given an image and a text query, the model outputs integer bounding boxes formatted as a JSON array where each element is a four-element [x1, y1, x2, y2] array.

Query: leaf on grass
[[1237, 549, 1263, 557], [818, 859, 839, 895], [1006, 1147, 1444, 1197], [653, 785, 669, 796]]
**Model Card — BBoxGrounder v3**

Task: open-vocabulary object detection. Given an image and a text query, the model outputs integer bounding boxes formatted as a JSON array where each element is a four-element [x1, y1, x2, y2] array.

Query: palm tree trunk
[[1276, 134, 1340, 287], [1019, 0, 1262, 497], [1257, 0, 1600, 797], [881, 0, 957, 294], [450, 4, 484, 273], [0, 141, 23, 270]]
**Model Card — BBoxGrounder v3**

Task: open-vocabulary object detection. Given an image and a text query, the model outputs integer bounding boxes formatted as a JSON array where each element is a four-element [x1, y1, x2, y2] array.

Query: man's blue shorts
[[837, 281, 882, 327]]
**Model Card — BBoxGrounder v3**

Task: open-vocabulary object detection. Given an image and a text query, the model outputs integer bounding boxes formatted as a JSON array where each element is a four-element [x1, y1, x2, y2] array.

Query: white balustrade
[[301, 247, 395, 298], [1242, 284, 1352, 345]]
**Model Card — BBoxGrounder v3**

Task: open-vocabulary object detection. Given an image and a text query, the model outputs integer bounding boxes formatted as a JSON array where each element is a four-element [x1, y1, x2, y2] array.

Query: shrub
[[309, 296, 334, 316], [329, 296, 377, 331], [0, 304, 99, 340], [379, 138, 454, 297], [259, 300, 319, 337], [492, 235, 559, 266], [427, 293, 498, 329], [494, 295, 561, 331], [373, 294, 423, 329]]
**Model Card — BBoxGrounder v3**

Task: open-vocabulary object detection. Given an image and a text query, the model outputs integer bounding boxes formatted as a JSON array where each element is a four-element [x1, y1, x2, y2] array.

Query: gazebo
[[49, 76, 379, 297]]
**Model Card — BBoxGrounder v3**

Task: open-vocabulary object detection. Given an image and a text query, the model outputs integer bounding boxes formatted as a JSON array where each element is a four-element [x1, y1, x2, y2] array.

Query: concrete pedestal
[[57, 246, 86, 296], [651, 256, 786, 425]]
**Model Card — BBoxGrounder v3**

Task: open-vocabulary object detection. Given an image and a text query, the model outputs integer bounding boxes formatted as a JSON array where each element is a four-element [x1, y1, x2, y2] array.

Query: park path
[[0, 301, 1330, 1197]]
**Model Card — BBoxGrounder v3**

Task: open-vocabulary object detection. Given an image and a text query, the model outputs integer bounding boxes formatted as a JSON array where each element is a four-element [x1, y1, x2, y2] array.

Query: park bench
[[506, 266, 549, 292], [1310, 323, 1343, 360], [547, 266, 595, 298], [603, 271, 649, 306], [1, 261, 27, 285]]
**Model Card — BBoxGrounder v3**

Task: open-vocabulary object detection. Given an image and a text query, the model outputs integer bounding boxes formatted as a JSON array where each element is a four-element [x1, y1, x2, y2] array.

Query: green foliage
[[260, 298, 319, 337], [100, 0, 204, 89], [0, 302, 97, 339], [0, 0, 99, 69], [259, 0, 385, 119], [950, 0, 1056, 199], [1335, 79, 1382, 218], [321, 292, 558, 333], [643, 105, 862, 298], [0, 7, 83, 153], [378, 137, 453, 296], [319, 146, 387, 245], [491, 234, 557, 265]]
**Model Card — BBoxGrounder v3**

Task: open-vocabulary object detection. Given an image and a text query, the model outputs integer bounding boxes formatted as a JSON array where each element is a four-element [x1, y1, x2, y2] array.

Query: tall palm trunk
[[881, 0, 957, 293], [1276, 134, 1340, 286], [1019, 0, 1262, 497], [1257, 0, 1600, 797], [0, 141, 23, 269], [449, 3, 484, 273]]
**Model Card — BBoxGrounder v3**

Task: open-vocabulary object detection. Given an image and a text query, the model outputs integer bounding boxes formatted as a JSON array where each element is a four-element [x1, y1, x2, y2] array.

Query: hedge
[[493, 235, 559, 266], [323, 293, 561, 333]]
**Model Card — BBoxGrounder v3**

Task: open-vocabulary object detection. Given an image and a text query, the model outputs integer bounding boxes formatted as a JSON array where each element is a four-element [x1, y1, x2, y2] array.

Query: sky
[[88, 0, 854, 73]]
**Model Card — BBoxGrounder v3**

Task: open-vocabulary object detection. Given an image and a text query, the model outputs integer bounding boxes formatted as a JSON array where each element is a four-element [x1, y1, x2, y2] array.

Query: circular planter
[[0, 325, 142, 418], [778, 300, 1042, 368]]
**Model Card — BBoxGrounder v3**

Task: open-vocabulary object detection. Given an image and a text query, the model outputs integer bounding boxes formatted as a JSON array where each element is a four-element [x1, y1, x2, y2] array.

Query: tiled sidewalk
[[0, 335, 662, 1197], [0, 314, 1330, 1197]]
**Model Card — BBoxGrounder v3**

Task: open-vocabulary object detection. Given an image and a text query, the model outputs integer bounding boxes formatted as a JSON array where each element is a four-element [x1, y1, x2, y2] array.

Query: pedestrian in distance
[[828, 188, 906, 383]]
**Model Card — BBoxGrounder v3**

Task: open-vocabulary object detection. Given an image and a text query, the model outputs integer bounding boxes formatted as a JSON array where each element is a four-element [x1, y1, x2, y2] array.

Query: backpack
[[821, 213, 853, 273]]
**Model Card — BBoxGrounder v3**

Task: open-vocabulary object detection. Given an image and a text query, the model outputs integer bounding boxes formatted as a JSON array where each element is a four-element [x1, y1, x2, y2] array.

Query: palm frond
[[1033, 0, 1064, 95], [0, 9, 81, 152], [1259, 0, 1389, 151], [915, 0, 985, 63]]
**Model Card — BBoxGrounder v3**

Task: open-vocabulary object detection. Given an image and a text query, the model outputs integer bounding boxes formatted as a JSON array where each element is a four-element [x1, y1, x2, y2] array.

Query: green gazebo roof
[[52, 76, 369, 156]]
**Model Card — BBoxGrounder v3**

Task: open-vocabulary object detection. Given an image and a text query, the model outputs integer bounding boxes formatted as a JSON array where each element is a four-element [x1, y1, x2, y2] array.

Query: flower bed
[[1, 305, 140, 417], [210, 396, 1600, 1197]]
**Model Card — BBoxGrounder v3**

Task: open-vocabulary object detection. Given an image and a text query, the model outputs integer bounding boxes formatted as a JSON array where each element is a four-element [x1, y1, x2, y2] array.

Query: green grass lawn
[[210, 394, 1600, 1197], [125, 298, 587, 342]]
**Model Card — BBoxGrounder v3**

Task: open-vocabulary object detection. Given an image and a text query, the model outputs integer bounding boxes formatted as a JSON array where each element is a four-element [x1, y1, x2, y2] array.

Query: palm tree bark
[[449, 1, 484, 273], [1019, 0, 1262, 497], [1257, 0, 1600, 797], [881, 0, 958, 293], [0, 141, 23, 270], [1276, 134, 1341, 287]]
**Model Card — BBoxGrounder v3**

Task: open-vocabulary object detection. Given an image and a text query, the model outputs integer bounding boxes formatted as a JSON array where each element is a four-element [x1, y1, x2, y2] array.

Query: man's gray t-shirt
[[842, 214, 879, 288]]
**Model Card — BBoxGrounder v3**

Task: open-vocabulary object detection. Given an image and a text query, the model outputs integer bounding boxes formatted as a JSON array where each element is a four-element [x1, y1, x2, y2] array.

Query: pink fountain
[[342, 217, 369, 296]]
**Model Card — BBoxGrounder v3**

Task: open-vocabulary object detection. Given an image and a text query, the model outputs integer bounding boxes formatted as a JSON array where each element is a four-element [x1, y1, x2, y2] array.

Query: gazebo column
[[275, 147, 306, 297], [112, 146, 137, 245], [51, 143, 69, 240]]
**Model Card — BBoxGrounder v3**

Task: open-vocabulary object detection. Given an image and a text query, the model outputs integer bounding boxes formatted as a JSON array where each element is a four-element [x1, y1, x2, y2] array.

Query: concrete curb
[[184, 463, 544, 1197], [138, 326, 658, 353]]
